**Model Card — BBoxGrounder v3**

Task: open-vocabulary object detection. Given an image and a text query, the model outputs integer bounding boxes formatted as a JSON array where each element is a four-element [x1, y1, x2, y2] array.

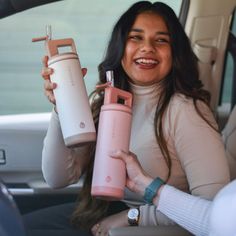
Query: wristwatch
[[127, 208, 140, 226]]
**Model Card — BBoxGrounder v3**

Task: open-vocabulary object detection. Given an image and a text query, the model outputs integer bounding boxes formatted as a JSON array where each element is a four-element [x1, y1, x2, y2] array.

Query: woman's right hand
[[41, 55, 88, 106], [41, 55, 57, 105]]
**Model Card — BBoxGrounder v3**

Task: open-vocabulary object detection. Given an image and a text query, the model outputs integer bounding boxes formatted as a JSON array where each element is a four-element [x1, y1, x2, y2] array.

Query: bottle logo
[[80, 122, 85, 128], [105, 176, 112, 183]]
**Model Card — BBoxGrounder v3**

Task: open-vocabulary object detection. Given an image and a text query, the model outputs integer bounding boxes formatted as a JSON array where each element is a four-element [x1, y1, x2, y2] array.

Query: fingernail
[[46, 68, 53, 74], [52, 82, 57, 88], [109, 150, 119, 156]]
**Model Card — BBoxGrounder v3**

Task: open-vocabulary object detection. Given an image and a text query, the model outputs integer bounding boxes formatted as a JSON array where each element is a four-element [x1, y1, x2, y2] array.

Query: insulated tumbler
[[33, 29, 96, 148], [91, 86, 132, 200]]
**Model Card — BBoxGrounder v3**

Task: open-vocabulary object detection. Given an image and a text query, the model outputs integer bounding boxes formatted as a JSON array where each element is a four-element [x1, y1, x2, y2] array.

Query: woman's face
[[121, 12, 172, 86]]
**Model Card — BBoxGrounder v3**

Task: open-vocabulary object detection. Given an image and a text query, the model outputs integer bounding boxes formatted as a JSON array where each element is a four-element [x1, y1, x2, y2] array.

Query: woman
[[24, 1, 230, 236]]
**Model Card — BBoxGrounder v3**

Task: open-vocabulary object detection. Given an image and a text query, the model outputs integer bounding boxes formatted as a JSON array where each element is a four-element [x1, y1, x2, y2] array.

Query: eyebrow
[[130, 28, 170, 36]]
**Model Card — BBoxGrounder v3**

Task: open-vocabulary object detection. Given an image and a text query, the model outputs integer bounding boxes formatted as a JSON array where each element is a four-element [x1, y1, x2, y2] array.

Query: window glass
[[221, 14, 236, 105], [0, 0, 182, 115]]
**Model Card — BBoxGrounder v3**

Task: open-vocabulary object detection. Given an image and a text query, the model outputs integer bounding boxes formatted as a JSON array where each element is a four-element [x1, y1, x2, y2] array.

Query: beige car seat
[[222, 105, 236, 180]]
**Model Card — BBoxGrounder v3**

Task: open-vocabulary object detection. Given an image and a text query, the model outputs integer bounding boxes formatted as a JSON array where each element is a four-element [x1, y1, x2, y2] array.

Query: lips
[[135, 58, 159, 68]]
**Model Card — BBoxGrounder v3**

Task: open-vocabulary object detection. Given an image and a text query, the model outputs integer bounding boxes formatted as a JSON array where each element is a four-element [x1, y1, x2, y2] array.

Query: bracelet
[[144, 177, 165, 204]]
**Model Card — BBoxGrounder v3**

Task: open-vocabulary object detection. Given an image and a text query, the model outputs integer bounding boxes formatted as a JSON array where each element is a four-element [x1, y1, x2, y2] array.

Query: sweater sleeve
[[42, 109, 91, 188], [158, 185, 211, 236], [171, 97, 230, 199]]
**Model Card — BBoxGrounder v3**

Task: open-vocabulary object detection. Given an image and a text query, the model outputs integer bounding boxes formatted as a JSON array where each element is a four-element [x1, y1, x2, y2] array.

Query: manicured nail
[[109, 150, 119, 156], [46, 68, 53, 74]]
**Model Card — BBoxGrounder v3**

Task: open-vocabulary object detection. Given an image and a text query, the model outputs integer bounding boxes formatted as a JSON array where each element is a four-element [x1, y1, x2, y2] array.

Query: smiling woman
[[0, 1, 235, 236], [121, 12, 172, 85], [21, 1, 230, 236], [0, 0, 182, 115]]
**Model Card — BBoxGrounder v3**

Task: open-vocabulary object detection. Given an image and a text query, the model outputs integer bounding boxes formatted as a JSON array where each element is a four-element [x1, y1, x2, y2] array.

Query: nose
[[140, 39, 155, 53]]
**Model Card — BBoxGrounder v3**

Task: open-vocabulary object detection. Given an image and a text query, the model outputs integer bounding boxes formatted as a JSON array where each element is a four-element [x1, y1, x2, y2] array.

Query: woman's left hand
[[110, 150, 153, 196], [91, 210, 129, 236]]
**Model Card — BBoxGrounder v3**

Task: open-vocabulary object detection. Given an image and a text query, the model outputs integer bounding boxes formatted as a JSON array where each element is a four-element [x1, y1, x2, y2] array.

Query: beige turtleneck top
[[42, 82, 230, 226]]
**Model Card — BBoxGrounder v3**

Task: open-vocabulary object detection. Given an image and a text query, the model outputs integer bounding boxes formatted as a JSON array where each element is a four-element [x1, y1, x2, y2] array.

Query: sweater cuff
[[158, 185, 211, 235]]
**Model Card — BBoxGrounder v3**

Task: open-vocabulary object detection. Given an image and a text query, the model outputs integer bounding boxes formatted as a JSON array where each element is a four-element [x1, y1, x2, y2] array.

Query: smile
[[135, 58, 159, 65], [134, 58, 159, 69]]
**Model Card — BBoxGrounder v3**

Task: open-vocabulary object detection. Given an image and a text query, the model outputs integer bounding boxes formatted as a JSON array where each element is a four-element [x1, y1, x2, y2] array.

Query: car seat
[[222, 105, 236, 180]]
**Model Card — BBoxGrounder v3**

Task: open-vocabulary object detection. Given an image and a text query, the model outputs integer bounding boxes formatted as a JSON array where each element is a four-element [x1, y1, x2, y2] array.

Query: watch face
[[128, 208, 139, 226], [128, 208, 139, 219]]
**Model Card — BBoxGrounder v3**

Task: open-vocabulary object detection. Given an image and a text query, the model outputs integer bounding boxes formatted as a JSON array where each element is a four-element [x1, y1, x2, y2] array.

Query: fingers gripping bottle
[[32, 26, 96, 147], [91, 71, 133, 200]]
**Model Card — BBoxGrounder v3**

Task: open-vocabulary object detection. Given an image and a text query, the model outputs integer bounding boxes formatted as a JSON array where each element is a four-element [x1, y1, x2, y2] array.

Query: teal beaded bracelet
[[144, 177, 165, 204]]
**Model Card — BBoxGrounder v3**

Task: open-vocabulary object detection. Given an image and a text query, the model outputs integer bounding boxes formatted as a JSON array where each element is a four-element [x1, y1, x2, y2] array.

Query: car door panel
[[185, 0, 236, 112]]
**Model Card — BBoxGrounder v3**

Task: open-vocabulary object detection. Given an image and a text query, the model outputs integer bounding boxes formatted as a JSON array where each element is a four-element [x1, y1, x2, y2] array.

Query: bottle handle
[[46, 38, 77, 57], [104, 87, 132, 108]]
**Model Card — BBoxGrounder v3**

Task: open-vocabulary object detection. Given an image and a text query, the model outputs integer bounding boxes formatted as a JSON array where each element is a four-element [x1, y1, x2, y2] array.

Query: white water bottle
[[32, 26, 96, 147]]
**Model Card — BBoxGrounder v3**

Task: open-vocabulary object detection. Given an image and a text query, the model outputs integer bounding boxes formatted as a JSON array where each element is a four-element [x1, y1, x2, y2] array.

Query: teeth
[[135, 58, 158, 64]]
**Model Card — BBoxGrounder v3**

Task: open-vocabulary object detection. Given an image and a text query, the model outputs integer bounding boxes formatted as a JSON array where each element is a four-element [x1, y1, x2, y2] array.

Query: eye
[[155, 37, 170, 44], [128, 34, 143, 41]]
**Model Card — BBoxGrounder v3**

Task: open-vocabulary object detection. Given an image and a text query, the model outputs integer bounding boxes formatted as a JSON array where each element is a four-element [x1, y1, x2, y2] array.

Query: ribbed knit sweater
[[158, 180, 236, 236]]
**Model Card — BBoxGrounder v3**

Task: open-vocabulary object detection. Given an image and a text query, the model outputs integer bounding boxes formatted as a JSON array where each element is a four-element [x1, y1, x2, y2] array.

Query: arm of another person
[[158, 185, 211, 236], [170, 96, 230, 199], [153, 180, 236, 236]]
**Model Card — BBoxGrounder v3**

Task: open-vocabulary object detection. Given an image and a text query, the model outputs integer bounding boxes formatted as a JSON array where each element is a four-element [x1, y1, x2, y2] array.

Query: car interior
[[0, 0, 236, 235]]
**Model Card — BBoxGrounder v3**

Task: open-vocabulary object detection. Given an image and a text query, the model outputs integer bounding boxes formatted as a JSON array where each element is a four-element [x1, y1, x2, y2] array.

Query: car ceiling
[[0, 0, 63, 18]]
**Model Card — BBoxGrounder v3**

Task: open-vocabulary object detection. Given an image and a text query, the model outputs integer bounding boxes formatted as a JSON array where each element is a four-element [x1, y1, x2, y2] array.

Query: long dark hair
[[72, 1, 215, 229]]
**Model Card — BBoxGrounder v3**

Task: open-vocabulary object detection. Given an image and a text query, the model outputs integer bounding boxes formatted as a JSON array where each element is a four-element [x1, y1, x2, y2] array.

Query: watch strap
[[144, 177, 165, 204]]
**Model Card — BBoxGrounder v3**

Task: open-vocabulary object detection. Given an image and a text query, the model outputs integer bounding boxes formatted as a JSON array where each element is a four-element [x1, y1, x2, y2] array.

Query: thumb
[[81, 67, 87, 77], [109, 150, 128, 162]]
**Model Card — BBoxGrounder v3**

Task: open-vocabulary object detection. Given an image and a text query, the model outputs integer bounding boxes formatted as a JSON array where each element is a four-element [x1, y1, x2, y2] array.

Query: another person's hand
[[110, 150, 153, 197], [91, 210, 129, 236], [41, 55, 87, 106]]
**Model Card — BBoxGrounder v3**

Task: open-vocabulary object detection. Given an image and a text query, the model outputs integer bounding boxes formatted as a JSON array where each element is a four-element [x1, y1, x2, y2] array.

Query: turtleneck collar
[[129, 81, 163, 98]]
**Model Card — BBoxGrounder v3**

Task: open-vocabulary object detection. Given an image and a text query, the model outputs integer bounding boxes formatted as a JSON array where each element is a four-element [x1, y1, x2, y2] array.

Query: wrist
[[143, 177, 165, 204], [134, 175, 153, 196], [152, 184, 164, 206]]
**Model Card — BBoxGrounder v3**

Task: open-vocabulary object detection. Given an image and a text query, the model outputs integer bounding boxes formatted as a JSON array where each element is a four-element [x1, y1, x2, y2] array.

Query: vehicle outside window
[[0, 0, 182, 115]]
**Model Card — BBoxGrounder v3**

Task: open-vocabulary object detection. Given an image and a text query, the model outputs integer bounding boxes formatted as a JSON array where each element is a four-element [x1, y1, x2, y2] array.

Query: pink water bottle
[[32, 26, 96, 148], [91, 71, 133, 200]]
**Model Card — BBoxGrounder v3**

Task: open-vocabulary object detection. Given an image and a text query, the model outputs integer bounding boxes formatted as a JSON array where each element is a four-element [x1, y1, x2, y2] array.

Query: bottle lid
[[101, 103, 132, 114]]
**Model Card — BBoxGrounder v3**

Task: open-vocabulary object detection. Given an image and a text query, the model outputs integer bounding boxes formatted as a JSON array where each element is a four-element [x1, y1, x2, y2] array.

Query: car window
[[221, 12, 236, 109], [0, 0, 183, 115]]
